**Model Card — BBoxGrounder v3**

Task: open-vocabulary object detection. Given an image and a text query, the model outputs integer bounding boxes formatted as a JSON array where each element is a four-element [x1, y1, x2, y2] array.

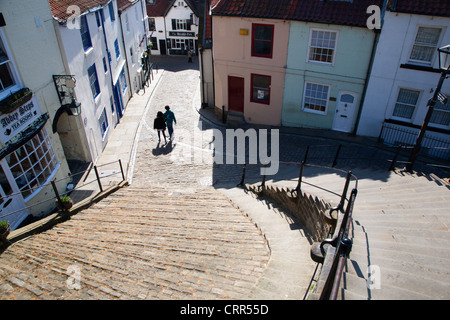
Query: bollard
[[332, 144, 342, 167], [303, 146, 310, 164], [93, 166, 103, 192], [294, 161, 305, 197], [238, 164, 247, 187], [119, 159, 125, 181], [338, 171, 352, 210], [389, 145, 402, 171], [51, 180, 62, 207]]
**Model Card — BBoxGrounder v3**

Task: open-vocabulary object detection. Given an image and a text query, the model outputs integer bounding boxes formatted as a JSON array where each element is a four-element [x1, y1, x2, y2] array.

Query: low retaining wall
[[246, 184, 331, 242]]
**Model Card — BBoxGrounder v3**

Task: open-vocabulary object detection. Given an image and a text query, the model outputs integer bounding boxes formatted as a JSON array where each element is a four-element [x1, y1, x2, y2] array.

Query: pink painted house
[[211, 3, 290, 126]]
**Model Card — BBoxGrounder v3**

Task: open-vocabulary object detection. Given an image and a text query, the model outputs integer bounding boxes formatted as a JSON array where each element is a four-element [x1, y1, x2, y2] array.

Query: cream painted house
[[212, 15, 290, 126]]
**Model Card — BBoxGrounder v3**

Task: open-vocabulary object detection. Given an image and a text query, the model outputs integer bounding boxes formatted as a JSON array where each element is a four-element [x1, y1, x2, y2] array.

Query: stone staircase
[[263, 166, 450, 300], [0, 185, 271, 300]]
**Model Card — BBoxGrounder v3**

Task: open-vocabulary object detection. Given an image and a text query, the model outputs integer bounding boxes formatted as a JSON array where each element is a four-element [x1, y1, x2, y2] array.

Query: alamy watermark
[[66, 264, 82, 290], [367, 265, 381, 290], [165, 121, 280, 175], [367, 5, 382, 30]]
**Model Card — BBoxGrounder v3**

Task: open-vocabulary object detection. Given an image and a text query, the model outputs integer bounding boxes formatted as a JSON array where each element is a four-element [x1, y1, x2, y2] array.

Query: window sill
[[302, 108, 327, 116], [84, 47, 94, 56], [400, 63, 441, 74], [307, 60, 334, 67]]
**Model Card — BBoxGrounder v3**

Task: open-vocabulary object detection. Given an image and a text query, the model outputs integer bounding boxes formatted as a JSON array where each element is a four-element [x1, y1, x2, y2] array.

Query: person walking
[[164, 105, 176, 140], [153, 111, 167, 144], [188, 49, 193, 63]]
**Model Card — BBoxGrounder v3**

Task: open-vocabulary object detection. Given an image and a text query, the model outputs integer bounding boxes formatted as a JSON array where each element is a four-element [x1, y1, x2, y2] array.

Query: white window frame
[[0, 30, 22, 101], [408, 26, 443, 66], [5, 128, 59, 201], [302, 81, 331, 115], [98, 107, 109, 141], [430, 93, 450, 129], [391, 87, 421, 122], [307, 28, 339, 66]]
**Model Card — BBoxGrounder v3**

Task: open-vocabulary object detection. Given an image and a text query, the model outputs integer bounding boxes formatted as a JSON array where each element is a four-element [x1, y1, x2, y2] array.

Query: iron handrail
[[0, 160, 125, 222], [237, 160, 358, 300]]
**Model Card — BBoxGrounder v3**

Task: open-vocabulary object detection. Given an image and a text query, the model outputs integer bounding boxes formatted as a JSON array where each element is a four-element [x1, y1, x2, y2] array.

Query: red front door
[[228, 76, 244, 113]]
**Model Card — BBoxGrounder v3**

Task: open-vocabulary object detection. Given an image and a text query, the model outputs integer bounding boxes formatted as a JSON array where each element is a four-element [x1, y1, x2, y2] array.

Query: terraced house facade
[[210, 0, 384, 131], [357, 0, 450, 160]]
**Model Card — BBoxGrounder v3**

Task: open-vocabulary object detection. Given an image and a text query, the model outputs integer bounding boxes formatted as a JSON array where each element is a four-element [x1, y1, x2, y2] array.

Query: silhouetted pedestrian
[[164, 105, 177, 140], [154, 111, 167, 144]]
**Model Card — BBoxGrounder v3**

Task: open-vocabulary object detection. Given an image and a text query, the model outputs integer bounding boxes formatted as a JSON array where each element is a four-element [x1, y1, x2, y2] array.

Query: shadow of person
[[152, 140, 176, 156]]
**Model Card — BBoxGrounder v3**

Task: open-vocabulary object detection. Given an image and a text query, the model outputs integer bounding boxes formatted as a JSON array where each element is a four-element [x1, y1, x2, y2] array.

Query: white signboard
[[0, 96, 41, 143]]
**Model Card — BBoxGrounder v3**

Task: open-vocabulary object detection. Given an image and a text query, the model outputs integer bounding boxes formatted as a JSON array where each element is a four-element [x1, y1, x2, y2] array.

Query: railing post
[[332, 144, 342, 167], [330, 238, 353, 300], [259, 164, 267, 190], [51, 180, 62, 207], [118, 159, 125, 181], [389, 145, 402, 171], [303, 146, 310, 164], [237, 164, 247, 187], [93, 165, 103, 192], [294, 161, 305, 197], [338, 171, 352, 210]]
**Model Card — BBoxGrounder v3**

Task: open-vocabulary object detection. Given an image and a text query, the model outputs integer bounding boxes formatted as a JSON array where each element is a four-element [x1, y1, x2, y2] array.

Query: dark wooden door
[[228, 76, 244, 113]]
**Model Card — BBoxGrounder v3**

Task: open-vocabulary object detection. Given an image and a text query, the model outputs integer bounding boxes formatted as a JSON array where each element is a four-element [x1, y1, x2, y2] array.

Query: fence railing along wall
[[379, 121, 450, 161], [0, 159, 126, 232], [237, 161, 358, 300]]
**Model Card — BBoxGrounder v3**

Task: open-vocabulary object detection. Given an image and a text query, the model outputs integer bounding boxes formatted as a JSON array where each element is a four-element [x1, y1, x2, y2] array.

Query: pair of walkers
[[153, 105, 176, 144]]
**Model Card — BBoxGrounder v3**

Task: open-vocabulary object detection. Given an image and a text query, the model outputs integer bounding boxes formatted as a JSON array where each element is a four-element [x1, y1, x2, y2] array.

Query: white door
[[332, 92, 357, 133], [0, 162, 30, 231]]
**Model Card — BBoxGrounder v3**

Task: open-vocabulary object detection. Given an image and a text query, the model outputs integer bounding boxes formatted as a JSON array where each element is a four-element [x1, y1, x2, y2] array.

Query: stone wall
[[246, 184, 331, 242]]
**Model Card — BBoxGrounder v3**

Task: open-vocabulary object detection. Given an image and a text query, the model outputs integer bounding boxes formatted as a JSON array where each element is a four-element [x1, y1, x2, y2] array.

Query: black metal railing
[[237, 161, 358, 300], [379, 121, 450, 161], [0, 159, 126, 230]]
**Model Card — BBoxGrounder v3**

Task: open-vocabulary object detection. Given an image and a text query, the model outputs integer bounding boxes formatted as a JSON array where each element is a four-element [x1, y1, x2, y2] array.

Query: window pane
[[415, 27, 441, 45], [251, 74, 270, 104], [254, 41, 272, 56], [254, 26, 272, 41], [397, 89, 419, 105], [430, 96, 450, 126], [252, 24, 273, 57], [304, 83, 329, 113], [309, 30, 337, 64], [5, 129, 58, 199], [410, 27, 441, 63]]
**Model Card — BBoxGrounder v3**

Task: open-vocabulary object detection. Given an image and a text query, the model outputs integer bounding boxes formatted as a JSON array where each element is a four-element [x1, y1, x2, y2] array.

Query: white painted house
[[117, 0, 149, 93], [147, 0, 199, 55], [0, 0, 72, 229], [50, 0, 131, 163], [357, 1, 450, 160]]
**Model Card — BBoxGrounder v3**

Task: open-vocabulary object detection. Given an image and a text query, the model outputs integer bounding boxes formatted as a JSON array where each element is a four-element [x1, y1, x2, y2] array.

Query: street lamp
[[405, 45, 450, 172]]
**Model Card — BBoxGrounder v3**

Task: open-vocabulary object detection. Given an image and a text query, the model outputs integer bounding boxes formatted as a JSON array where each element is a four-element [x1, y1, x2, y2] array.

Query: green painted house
[[281, 0, 385, 133]]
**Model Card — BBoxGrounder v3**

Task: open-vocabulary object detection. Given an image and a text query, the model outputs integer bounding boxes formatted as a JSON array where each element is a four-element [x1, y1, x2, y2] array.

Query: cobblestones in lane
[[0, 56, 271, 300]]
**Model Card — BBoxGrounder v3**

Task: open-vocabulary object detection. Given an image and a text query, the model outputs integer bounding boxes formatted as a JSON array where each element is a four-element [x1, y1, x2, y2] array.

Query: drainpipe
[[118, 8, 133, 98], [352, 29, 380, 136], [353, 0, 387, 135], [100, 5, 121, 123]]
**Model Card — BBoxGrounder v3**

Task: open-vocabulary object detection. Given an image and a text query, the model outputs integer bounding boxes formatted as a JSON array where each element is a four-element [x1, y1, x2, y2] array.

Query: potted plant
[[56, 196, 73, 211], [0, 220, 10, 240], [0, 88, 33, 115]]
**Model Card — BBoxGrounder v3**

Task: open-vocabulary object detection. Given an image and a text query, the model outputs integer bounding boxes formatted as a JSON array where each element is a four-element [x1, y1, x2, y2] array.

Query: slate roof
[[116, 0, 140, 12], [211, 0, 385, 28], [48, 0, 110, 23], [387, 0, 450, 17], [146, 0, 199, 17]]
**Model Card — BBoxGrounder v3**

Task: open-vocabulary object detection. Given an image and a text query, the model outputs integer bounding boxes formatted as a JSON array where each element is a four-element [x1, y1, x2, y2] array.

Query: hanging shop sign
[[169, 31, 195, 37], [0, 96, 41, 143]]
